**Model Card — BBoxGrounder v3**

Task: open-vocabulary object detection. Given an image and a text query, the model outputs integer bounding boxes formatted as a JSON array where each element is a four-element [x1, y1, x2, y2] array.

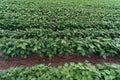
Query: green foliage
[[0, 38, 120, 59], [0, 62, 120, 80], [0, 0, 120, 30], [0, 28, 120, 39], [0, 0, 120, 58]]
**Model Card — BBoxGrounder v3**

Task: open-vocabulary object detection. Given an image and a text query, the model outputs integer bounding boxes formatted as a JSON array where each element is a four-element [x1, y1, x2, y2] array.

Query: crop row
[[0, 62, 120, 80], [0, 21, 119, 30], [0, 29, 120, 39], [0, 38, 120, 59]]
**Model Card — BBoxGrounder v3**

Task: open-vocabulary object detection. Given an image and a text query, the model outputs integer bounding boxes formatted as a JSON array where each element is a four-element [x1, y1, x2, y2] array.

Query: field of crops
[[0, 0, 120, 59], [1, 63, 120, 80], [0, 0, 120, 79]]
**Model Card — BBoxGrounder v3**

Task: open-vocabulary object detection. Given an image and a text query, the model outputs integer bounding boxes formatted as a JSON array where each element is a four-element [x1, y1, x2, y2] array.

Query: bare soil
[[0, 53, 120, 70]]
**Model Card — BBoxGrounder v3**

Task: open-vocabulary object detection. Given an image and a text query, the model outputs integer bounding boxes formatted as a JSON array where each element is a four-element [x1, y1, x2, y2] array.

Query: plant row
[[0, 62, 120, 80], [0, 38, 120, 59], [0, 28, 120, 39], [0, 21, 119, 30]]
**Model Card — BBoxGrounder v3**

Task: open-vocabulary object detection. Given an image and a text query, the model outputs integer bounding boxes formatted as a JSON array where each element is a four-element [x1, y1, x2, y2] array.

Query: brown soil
[[0, 53, 120, 70]]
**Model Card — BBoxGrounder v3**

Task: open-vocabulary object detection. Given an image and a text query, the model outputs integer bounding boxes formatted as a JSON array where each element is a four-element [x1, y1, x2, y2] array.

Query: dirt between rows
[[0, 53, 120, 70]]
